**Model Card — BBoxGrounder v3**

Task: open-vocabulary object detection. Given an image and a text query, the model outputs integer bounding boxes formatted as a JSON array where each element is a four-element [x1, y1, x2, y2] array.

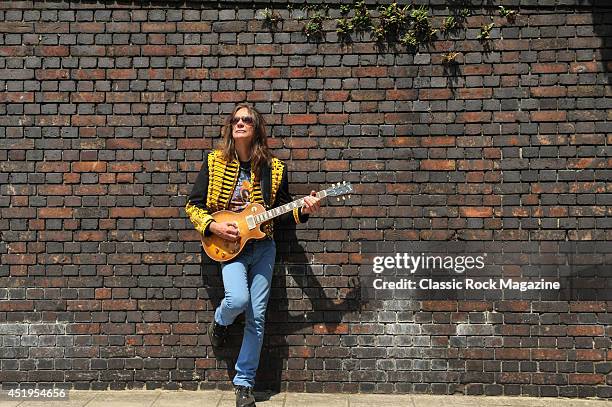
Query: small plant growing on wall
[[259, 1, 515, 65], [498, 5, 517, 22], [336, 4, 354, 41], [441, 51, 460, 65], [351, 0, 372, 34], [336, 16, 353, 42], [261, 7, 282, 30], [441, 15, 459, 34], [410, 5, 437, 43], [459, 7, 471, 18], [336, 0, 372, 43], [372, 2, 409, 44], [399, 30, 418, 48], [477, 22, 494, 40], [304, 10, 325, 40]]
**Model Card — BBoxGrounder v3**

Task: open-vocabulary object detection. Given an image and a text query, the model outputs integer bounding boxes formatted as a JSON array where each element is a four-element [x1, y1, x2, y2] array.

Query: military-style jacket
[[186, 150, 308, 239]]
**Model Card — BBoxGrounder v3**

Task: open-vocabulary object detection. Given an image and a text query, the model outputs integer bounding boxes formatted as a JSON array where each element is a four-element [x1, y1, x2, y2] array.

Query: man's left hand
[[301, 190, 321, 215]]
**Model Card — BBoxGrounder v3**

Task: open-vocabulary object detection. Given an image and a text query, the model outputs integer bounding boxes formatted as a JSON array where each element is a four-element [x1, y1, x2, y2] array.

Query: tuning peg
[[336, 197, 340, 201], [342, 196, 346, 200], [348, 195, 351, 199]]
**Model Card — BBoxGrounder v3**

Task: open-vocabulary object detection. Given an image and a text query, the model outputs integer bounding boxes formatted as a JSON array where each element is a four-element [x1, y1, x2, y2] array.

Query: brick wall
[[0, 0, 611, 398]]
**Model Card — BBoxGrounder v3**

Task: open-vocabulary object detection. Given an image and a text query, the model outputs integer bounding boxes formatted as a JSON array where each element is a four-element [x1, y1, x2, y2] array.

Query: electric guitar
[[201, 181, 353, 262]]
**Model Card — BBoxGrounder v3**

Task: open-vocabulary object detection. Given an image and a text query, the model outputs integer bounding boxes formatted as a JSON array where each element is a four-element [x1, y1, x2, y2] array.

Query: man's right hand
[[209, 221, 240, 241]]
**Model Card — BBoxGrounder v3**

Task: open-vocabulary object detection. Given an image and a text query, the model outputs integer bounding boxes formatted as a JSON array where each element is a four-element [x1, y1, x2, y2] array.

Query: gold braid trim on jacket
[[184, 203, 213, 236], [270, 157, 284, 205], [186, 150, 295, 239]]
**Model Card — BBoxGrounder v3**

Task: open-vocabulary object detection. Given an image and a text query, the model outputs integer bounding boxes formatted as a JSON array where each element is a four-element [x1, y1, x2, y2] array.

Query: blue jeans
[[214, 238, 276, 388]]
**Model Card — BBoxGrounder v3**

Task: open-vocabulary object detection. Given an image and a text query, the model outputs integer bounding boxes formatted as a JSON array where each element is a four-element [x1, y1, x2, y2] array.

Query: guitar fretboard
[[253, 190, 327, 225]]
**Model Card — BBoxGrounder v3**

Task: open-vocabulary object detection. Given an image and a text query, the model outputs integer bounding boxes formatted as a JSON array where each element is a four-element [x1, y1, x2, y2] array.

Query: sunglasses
[[230, 115, 254, 126]]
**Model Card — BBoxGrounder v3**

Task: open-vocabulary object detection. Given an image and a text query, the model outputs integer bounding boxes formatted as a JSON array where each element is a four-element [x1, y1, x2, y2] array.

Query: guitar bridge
[[245, 215, 256, 230]]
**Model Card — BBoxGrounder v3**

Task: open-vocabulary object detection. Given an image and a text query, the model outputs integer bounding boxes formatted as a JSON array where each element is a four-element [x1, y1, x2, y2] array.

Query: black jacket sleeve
[[272, 164, 309, 226], [185, 151, 214, 236]]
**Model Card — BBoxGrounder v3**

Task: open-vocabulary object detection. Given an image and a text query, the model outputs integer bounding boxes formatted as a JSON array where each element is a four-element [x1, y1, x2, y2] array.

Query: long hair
[[219, 103, 271, 180]]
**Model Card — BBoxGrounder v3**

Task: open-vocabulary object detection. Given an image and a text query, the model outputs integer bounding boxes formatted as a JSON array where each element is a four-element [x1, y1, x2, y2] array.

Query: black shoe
[[208, 319, 228, 347], [234, 385, 256, 407]]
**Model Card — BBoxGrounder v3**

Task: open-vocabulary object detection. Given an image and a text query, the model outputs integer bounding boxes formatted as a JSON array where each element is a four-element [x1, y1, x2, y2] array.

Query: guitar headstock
[[325, 181, 353, 201]]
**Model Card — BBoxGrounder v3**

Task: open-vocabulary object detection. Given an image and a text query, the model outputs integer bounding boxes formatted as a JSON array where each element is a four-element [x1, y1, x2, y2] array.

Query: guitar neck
[[254, 190, 327, 225]]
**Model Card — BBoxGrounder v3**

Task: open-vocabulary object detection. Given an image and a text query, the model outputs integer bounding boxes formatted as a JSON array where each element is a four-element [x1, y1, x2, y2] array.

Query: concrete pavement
[[0, 390, 609, 406]]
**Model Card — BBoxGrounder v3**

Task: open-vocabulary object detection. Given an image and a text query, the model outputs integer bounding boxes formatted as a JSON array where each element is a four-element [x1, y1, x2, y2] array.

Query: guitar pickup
[[245, 215, 255, 230]]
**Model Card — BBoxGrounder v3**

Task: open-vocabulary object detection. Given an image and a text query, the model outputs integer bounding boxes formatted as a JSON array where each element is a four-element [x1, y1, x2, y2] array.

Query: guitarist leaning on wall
[[185, 103, 321, 407]]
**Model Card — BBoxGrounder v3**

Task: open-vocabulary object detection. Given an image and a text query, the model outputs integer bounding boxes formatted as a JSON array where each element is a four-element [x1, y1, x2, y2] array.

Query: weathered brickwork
[[0, 0, 610, 398]]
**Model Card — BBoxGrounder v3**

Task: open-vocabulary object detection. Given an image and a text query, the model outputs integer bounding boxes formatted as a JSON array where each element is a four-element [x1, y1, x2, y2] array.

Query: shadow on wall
[[590, 0, 611, 84], [262, 225, 363, 393], [200, 224, 363, 393]]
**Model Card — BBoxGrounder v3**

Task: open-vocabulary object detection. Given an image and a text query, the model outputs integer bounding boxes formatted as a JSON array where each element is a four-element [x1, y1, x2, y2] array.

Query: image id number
[[4, 388, 68, 399]]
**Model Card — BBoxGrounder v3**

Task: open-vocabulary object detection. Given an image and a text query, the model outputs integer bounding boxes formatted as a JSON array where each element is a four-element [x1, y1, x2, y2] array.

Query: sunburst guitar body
[[200, 181, 353, 262], [201, 203, 267, 262]]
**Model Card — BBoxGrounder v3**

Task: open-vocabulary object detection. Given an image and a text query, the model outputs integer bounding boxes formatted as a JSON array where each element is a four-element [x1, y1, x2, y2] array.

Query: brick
[[313, 323, 349, 335], [0, 300, 34, 311], [67, 300, 101, 311], [422, 301, 457, 311], [532, 349, 566, 360], [39, 208, 73, 219], [419, 89, 452, 100], [177, 139, 211, 150], [570, 61, 600, 73], [321, 91, 349, 101], [211, 91, 246, 102], [496, 349, 530, 360], [457, 112, 492, 123], [531, 63, 567, 73], [568, 374, 605, 385], [108, 162, 143, 172], [144, 208, 179, 218], [106, 139, 142, 149], [567, 326, 604, 336], [420, 160, 456, 171], [37, 45, 70, 56], [458, 88, 492, 99], [421, 136, 455, 147], [110, 208, 144, 218], [107, 69, 138, 80], [497, 372, 531, 384], [142, 45, 176, 56], [136, 323, 171, 334], [72, 161, 106, 172], [531, 111, 566, 122], [177, 22, 212, 32], [246, 68, 281, 78], [350, 90, 384, 101], [460, 207, 493, 218], [284, 114, 317, 125], [569, 302, 606, 312], [573, 350, 605, 361], [352, 67, 387, 77], [530, 87, 567, 98], [212, 66, 245, 80], [286, 67, 316, 78]]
